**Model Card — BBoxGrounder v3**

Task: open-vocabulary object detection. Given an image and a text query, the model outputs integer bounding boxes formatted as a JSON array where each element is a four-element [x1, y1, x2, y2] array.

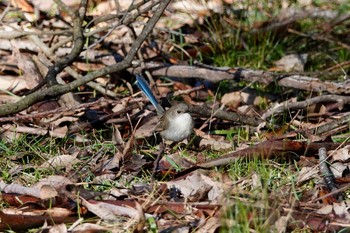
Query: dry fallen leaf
[[196, 217, 221, 233], [221, 90, 270, 109], [333, 201, 350, 220], [0, 76, 28, 93], [71, 223, 108, 233], [80, 198, 140, 221], [329, 162, 348, 178], [330, 145, 350, 162], [40, 185, 58, 199], [12, 43, 42, 89], [221, 92, 242, 109], [197, 138, 232, 150], [40, 154, 81, 170], [32, 175, 73, 191], [296, 167, 319, 185], [42, 223, 67, 233], [273, 216, 288, 233], [134, 113, 159, 139], [272, 53, 308, 72], [166, 170, 225, 202]]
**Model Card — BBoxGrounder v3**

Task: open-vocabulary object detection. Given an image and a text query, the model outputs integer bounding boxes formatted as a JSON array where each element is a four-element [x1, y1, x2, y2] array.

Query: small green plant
[[218, 158, 297, 232]]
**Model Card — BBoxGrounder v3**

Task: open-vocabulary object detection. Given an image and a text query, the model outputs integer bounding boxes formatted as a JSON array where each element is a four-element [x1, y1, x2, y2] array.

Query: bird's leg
[[151, 140, 165, 182]]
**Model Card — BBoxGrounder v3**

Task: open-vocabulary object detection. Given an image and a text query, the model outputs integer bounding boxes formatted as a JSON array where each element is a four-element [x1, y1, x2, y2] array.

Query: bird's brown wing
[[154, 114, 168, 132]]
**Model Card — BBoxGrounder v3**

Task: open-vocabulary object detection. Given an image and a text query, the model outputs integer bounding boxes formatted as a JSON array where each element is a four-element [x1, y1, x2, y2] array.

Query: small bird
[[136, 74, 193, 142]]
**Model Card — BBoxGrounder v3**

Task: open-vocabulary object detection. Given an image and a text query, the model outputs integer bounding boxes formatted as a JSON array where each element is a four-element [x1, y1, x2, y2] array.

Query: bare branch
[[132, 62, 350, 94], [0, 0, 172, 116], [262, 95, 350, 120]]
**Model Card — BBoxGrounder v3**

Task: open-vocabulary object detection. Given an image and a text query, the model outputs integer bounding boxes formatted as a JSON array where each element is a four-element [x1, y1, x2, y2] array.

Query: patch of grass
[[218, 158, 297, 231], [198, 1, 288, 69], [211, 126, 251, 145], [221, 198, 272, 233], [0, 135, 58, 184], [199, 0, 350, 82], [0, 132, 119, 185], [214, 32, 285, 69]]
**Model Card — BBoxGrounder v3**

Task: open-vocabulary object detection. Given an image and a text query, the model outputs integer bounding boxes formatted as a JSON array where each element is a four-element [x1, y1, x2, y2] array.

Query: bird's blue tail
[[136, 74, 164, 115]]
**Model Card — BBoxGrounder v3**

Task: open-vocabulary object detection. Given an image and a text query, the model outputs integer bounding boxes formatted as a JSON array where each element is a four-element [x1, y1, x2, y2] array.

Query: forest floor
[[1, 0, 350, 232]]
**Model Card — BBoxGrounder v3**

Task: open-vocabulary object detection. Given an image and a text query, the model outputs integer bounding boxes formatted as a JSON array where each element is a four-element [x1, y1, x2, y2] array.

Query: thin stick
[[151, 141, 165, 184]]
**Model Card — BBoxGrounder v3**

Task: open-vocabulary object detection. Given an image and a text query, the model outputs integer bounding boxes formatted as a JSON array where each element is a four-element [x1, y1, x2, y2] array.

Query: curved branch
[[45, 0, 87, 86], [262, 95, 350, 120], [132, 62, 350, 94], [0, 0, 171, 117]]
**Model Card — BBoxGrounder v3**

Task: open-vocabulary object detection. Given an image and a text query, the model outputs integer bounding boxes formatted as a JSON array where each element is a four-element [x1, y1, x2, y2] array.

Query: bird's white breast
[[160, 113, 193, 142]]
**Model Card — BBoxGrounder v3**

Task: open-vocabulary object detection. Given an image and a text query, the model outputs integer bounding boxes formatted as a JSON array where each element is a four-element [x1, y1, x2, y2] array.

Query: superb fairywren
[[136, 75, 194, 142]]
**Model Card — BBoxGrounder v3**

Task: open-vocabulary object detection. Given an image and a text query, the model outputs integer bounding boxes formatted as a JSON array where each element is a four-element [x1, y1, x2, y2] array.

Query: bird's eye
[[176, 110, 181, 114]]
